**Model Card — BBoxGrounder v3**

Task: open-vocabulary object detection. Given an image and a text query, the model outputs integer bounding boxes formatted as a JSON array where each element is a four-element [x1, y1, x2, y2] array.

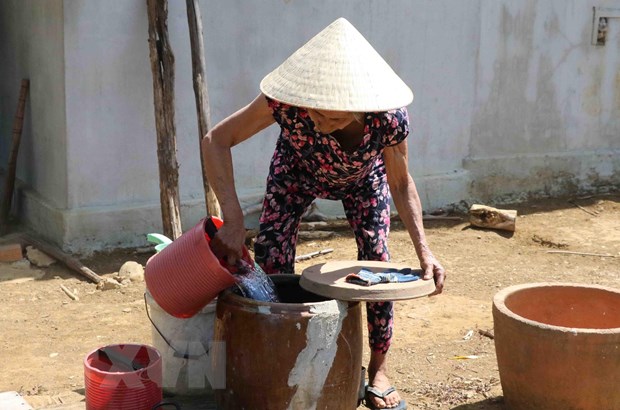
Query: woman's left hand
[[420, 253, 446, 296]]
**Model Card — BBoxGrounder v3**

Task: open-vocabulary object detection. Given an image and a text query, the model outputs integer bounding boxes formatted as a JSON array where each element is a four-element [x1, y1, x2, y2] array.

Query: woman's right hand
[[208, 219, 246, 266], [200, 94, 274, 267]]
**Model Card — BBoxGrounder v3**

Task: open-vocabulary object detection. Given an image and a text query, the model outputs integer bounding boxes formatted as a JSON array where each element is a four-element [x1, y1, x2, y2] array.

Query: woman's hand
[[384, 143, 446, 296], [208, 220, 246, 266], [420, 251, 446, 296]]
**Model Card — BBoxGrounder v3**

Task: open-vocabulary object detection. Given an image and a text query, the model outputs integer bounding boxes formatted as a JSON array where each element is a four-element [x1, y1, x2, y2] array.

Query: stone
[[129, 270, 144, 283], [119, 261, 144, 282], [11, 259, 31, 269], [25, 246, 56, 267], [97, 278, 122, 291]]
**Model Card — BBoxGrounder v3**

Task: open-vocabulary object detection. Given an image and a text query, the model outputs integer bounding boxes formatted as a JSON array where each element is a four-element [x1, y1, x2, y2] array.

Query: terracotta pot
[[212, 274, 363, 410], [493, 282, 620, 410]]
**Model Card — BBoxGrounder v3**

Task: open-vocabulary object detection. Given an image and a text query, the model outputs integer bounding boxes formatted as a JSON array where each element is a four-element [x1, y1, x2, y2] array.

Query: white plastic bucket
[[145, 291, 218, 396]]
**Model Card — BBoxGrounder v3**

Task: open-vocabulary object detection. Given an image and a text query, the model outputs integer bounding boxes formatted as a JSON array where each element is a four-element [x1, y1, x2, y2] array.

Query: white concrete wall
[[0, 0, 67, 240], [467, 0, 620, 201], [0, 0, 618, 251]]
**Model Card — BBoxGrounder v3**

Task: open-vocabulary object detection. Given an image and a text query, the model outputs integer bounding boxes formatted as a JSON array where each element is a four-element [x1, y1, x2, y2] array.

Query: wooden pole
[[146, 0, 183, 239], [186, 0, 221, 218], [20, 233, 103, 284], [0, 79, 29, 235]]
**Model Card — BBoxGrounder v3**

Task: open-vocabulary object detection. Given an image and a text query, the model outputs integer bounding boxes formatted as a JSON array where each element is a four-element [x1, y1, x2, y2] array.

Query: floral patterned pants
[[254, 177, 394, 354]]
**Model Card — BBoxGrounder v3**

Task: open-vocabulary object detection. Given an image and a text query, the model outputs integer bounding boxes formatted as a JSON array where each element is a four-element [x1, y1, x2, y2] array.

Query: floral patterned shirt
[[265, 96, 409, 200]]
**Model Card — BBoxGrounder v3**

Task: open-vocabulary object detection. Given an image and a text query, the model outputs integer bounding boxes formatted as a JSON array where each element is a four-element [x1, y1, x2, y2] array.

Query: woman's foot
[[367, 352, 403, 409]]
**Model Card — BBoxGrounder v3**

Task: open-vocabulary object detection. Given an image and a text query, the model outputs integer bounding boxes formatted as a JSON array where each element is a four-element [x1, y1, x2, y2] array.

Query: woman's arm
[[201, 93, 275, 264], [384, 142, 445, 295]]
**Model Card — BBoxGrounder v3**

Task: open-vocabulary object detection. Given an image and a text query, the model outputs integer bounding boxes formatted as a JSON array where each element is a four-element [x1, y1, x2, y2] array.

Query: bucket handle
[[152, 401, 181, 410], [144, 293, 209, 360]]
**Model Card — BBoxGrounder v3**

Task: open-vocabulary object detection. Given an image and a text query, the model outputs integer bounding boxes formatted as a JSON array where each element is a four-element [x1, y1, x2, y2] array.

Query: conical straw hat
[[260, 18, 414, 112]]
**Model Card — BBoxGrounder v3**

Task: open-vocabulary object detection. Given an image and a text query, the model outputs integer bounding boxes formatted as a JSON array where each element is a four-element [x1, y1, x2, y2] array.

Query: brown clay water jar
[[212, 274, 363, 410], [493, 282, 620, 410]]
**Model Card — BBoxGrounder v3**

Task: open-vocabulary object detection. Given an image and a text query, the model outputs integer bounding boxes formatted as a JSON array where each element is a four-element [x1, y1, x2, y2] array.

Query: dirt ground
[[1, 194, 619, 409]]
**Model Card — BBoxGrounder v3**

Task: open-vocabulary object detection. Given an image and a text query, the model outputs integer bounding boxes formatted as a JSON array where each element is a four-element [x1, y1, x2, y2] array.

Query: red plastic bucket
[[145, 217, 249, 318], [84, 344, 162, 410]]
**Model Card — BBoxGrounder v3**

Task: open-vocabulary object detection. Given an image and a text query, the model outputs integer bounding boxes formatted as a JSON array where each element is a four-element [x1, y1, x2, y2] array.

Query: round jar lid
[[300, 260, 436, 302]]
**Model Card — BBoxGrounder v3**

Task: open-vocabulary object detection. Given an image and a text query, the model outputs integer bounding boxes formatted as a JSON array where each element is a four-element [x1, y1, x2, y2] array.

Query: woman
[[202, 18, 445, 410]]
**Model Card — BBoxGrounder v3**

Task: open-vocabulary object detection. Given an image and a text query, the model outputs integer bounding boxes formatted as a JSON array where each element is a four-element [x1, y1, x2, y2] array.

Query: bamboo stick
[[295, 248, 334, 261], [60, 284, 79, 301], [186, 0, 221, 218], [547, 250, 616, 258], [0, 79, 29, 234]]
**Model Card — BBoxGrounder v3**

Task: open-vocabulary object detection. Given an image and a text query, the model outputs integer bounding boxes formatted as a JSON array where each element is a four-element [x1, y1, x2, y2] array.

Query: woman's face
[[306, 108, 355, 134]]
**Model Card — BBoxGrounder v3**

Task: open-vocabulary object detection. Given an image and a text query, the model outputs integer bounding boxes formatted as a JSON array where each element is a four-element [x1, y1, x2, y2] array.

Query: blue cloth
[[345, 268, 421, 286]]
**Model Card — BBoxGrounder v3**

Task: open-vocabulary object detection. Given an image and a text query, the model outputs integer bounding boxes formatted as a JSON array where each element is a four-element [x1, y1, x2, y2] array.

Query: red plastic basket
[[145, 217, 250, 318], [84, 344, 162, 410]]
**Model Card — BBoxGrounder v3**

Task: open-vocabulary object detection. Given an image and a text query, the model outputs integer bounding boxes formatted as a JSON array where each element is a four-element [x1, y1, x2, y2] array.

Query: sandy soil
[[0, 194, 618, 409]]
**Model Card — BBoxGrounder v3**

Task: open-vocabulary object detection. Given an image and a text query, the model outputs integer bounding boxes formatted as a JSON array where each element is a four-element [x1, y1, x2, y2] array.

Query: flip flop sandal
[[365, 386, 407, 410]]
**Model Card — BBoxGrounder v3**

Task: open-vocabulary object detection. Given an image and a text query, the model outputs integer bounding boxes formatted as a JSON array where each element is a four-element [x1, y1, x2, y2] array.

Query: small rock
[[122, 307, 132, 313], [119, 261, 144, 282], [49, 352, 59, 358], [121, 278, 131, 286], [26, 246, 56, 267], [129, 271, 144, 283], [97, 278, 122, 291], [11, 258, 31, 269]]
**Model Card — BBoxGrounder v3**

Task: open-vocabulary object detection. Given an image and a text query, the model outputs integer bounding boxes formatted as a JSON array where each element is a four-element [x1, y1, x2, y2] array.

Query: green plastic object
[[147, 233, 172, 253], [154, 243, 167, 253]]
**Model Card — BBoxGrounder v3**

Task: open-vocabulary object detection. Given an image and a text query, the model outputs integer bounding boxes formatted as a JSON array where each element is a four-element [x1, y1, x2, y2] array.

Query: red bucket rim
[[84, 344, 161, 375]]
